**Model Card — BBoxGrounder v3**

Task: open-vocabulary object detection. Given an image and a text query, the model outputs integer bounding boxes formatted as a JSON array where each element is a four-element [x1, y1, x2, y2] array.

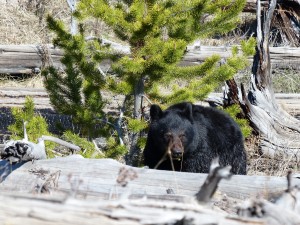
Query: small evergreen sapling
[[8, 97, 56, 158], [43, 17, 114, 139], [7, 97, 107, 159]]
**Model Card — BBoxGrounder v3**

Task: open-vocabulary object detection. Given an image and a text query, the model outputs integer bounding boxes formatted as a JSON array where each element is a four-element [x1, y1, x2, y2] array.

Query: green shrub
[[223, 104, 252, 138], [8, 96, 56, 158]]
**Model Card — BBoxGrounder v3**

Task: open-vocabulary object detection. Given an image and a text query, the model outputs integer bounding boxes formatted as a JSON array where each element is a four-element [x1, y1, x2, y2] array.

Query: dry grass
[[0, 0, 117, 45], [0, 0, 70, 44], [0, 0, 70, 88], [246, 135, 300, 176], [0, 74, 44, 88]]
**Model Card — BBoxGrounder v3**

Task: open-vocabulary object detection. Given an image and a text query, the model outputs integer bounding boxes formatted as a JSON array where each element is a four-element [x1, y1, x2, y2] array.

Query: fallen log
[[1, 157, 300, 200], [1, 44, 300, 75], [1, 157, 300, 225], [0, 88, 299, 114], [0, 192, 265, 225], [0, 45, 63, 74]]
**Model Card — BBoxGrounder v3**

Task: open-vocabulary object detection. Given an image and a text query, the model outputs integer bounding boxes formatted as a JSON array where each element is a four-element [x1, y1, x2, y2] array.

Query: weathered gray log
[[238, 171, 300, 224], [0, 157, 300, 225], [1, 157, 300, 200], [0, 45, 63, 74], [0, 192, 267, 225], [1, 188, 299, 225], [238, 198, 300, 225], [1, 44, 300, 75], [238, 184, 300, 225], [1, 87, 299, 115]]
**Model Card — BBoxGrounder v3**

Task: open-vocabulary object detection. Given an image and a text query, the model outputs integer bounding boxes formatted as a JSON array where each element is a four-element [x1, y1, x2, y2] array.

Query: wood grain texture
[[0, 192, 266, 225], [1, 157, 299, 200], [0, 157, 300, 225]]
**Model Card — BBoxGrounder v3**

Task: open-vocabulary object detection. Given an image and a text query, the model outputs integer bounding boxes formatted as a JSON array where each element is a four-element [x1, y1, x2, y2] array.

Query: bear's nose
[[172, 149, 183, 158]]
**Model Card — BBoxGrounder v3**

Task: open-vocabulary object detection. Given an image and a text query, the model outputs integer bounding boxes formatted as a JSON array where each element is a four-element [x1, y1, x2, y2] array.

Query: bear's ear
[[181, 102, 194, 122], [150, 104, 163, 121]]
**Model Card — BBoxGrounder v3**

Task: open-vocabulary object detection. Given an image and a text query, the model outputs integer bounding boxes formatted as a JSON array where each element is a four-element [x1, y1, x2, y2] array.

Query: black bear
[[143, 102, 247, 174]]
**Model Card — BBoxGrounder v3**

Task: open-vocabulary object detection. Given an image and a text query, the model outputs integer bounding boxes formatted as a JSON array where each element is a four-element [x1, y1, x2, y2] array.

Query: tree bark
[[124, 77, 145, 167], [244, 0, 300, 12], [244, 0, 300, 47], [67, 0, 78, 35], [227, 0, 300, 159]]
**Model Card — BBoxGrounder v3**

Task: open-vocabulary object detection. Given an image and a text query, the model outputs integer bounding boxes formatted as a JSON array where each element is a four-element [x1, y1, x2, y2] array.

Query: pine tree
[[8, 97, 56, 158], [43, 0, 255, 165], [75, 0, 251, 115], [43, 18, 114, 138]]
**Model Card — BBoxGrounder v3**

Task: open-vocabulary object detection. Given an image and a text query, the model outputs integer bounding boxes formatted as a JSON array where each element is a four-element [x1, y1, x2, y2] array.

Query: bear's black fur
[[143, 102, 247, 174]]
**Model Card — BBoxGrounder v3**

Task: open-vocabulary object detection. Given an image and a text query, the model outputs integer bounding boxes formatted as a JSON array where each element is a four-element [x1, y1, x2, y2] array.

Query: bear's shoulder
[[168, 103, 239, 130], [150, 102, 237, 128], [166, 102, 230, 120]]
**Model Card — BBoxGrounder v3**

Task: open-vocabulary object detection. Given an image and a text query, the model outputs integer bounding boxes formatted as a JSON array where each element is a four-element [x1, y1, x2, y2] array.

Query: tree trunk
[[227, 0, 300, 160], [245, 0, 300, 47], [67, 0, 78, 35], [125, 77, 145, 166]]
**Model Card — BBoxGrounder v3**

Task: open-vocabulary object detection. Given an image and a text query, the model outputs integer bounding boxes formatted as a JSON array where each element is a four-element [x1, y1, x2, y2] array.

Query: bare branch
[[195, 158, 232, 203], [41, 135, 81, 152]]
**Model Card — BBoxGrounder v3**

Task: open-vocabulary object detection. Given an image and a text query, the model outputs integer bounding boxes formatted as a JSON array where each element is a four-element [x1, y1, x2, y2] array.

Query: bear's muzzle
[[167, 135, 184, 159]]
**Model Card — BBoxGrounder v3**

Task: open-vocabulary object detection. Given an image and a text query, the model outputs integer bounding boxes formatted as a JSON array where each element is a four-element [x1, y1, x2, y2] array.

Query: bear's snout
[[167, 135, 184, 159], [172, 148, 183, 158]]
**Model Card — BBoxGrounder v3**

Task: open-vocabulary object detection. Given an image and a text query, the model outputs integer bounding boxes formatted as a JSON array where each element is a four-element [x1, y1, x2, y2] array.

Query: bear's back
[[167, 102, 241, 134], [192, 104, 242, 134]]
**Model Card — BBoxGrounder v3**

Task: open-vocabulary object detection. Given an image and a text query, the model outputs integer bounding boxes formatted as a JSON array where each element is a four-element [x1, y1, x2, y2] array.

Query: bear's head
[[148, 102, 196, 160]]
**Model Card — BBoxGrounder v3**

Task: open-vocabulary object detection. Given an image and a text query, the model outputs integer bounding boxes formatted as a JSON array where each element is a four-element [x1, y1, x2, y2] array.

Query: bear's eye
[[164, 133, 172, 141], [179, 134, 186, 140]]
